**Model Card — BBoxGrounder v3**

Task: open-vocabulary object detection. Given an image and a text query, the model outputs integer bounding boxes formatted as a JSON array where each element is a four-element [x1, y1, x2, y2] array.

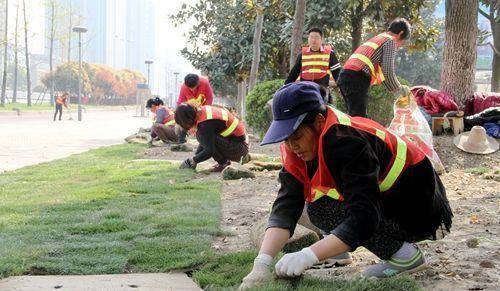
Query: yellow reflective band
[[221, 118, 239, 137], [206, 106, 213, 119], [379, 136, 407, 191], [221, 109, 228, 121], [165, 120, 175, 126], [302, 54, 329, 60], [326, 188, 341, 200], [302, 61, 330, 67], [375, 129, 386, 140], [330, 106, 351, 126], [304, 69, 327, 73], [349, 53, 375, 76], [379, 32, 393, 39], [363, 41, 380, 50], [311, 188, 341, 202]]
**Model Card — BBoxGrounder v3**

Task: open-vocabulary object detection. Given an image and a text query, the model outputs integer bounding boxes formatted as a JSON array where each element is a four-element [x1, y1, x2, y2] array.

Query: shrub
[[245, 79, 284, 137], [333, 77, 409, 126]]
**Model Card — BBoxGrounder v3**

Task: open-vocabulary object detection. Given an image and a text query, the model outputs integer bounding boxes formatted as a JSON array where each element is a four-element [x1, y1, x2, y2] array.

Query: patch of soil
[[142, 133, 499, 290]]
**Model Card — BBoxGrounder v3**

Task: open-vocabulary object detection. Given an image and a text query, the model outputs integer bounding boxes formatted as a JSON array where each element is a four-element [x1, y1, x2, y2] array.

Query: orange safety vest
[[300, 45, 333, 81], [152, 106, 176, 126], [344, 33, 396, 85], [56, 96, 66, 105], [196, 105, 245, 138], [281, 106, 426, 203]]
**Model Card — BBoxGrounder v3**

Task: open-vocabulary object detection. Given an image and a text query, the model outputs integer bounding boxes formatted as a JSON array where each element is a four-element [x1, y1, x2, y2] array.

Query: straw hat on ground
[[453, 126, 499, 154]]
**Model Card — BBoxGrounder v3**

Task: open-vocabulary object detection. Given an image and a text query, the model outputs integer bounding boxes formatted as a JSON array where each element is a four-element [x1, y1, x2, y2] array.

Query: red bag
[[411, 86, 458, 115], [464, 92, 500, 116]]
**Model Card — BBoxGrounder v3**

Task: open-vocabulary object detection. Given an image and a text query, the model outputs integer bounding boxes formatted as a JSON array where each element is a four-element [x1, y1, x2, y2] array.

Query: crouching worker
[[175, 103, 249, 172], [146, 97, 179, 145], [239, 82, 452, 289]]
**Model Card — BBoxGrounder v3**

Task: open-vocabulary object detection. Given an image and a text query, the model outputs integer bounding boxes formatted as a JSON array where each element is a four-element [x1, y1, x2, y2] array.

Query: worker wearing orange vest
[[175, 103, 249, 172], [337, 18, 412, 117], [53, 92, 69, 121], [285, 28, 342, 103], [239, 82, 452, 289], [146, 97, 179, 145]]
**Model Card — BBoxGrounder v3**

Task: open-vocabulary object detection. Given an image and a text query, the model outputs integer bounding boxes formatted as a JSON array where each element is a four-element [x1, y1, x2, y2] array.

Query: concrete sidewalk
[[0, 273, 201, 291], [0, 111, 150, 172]]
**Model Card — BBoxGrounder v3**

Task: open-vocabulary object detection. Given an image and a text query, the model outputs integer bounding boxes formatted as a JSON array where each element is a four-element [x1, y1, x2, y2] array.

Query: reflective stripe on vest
[[345, 33, 394, 85], [200, 106, 242, 137], [300, 45, 332, 80]]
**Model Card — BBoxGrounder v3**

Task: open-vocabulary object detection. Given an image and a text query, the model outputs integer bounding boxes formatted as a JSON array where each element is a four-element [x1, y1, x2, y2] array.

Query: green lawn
[[193, 252, 422, 291], [0, 102, 54, 111], [0, 144, 221, 278]]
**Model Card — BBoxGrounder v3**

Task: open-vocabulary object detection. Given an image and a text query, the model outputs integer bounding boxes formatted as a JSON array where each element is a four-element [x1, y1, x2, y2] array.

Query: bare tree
[[440, 0, 479, 106], [67, 0, 72, 63], [1, 0, 8, 107], [48, 0, 57, 105], [13, 2, 19, 103], [248, 7, 264, 92], [478, 0, 499, 92], [23, 0, 31, 106], [289, 0, 306, 68]]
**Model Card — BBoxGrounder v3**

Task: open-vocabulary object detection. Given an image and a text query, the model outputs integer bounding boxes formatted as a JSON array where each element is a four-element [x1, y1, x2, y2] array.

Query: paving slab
[[0, 273, 201, 291]]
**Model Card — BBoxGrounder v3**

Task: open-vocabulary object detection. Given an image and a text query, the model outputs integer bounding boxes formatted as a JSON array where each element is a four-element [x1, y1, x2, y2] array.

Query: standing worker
[[177, 74, 214, 143], [146, 97, 179, 145], [53, 92, 69, 121], [285, 27, 342, 103], [239, 82, 452, 289], [337, 18, 412, 117], [175, 103, 249, 172]]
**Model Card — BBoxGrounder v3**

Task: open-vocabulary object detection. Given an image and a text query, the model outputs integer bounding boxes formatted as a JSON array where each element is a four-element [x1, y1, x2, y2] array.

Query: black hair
[[184, 74, 200, 88], [388, 18, 411, 40], [174, 103, 198, 130], [146, 97, 164, 109], [301, 104, 327, 125], [308, 27, 323, 38]]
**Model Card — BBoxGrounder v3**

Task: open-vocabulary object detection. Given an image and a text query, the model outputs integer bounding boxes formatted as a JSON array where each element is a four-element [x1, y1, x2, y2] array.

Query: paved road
[[0, 110, 150, 172]]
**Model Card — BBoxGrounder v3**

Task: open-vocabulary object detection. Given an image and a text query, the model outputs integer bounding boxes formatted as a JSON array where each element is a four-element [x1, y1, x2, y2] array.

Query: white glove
[[239, 253, 273, 290], [275, 247, 319, 277]]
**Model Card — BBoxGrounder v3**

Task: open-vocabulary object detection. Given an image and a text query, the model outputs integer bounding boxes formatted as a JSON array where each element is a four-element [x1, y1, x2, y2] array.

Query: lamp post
[[173, 71, 179, 96], [145, 60, 153, 85], [72, 26, 87, 121]]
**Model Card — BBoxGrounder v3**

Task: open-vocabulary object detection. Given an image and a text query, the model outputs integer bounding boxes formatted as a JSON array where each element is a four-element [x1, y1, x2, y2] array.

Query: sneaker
[[362, 247, 427, 278], [311, 252, 353, 269], [211, 161, 231, 172], [240, 153, 251, 164]]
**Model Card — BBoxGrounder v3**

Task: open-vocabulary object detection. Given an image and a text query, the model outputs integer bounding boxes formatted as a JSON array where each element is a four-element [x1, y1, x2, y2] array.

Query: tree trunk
[[350, 3, 364, 52], [1, 0, 8, 107], [13, 2, 19, 103], [67, 0, 72, 64], [440, 0, 478, 107], [490, 2, 499, 92], [248, 8, 264, 93], [289, 0, 306, 68], [49, 0, 56, 105], [23, 0, 31, 106]]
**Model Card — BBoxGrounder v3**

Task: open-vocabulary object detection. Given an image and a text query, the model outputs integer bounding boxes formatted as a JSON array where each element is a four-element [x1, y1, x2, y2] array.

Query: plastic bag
[[388, 93, 445, 174]]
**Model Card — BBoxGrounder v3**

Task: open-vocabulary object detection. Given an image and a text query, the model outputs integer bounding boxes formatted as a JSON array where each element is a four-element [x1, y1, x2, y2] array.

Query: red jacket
[[177, 76, 213, 106]]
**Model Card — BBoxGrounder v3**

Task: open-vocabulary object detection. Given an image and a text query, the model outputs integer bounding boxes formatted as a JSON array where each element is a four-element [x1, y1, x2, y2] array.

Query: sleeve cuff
[[267, 216, 296, 238], [330, 222, 360, 250]]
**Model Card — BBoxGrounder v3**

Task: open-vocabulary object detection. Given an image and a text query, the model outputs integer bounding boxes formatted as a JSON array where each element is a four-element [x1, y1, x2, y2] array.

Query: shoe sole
[[363, 262, 428, 279]]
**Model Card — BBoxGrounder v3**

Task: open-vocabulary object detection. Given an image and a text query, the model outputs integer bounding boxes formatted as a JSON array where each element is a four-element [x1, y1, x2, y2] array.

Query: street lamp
[[173, 71, 180, 95], [72, 26, 87, 122], [145, 60, 153, 85]]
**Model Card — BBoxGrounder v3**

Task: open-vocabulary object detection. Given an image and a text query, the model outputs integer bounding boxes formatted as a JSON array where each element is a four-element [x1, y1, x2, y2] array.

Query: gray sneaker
[[311, 252, 353, 269], [362, 247, 427, 278]]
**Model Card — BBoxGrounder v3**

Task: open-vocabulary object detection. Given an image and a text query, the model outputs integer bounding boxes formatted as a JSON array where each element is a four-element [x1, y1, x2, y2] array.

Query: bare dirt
[[141, 134, 499, 291]]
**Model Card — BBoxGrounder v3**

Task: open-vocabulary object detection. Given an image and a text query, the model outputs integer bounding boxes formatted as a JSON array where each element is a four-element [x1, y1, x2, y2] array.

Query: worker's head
[[307, 27, 323, 51], [146, 97, 164, 114], [184, 74, 200, 90], [388, 18, 411, 48], [261, 82, 327, 161], [62, 92, 69, 98], [175, 102, 198, 130]]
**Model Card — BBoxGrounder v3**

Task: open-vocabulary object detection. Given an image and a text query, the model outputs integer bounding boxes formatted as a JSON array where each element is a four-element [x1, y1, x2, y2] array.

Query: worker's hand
[[147, 140, 153, 147], [275, 247, 319, 277], [329, 79, 337, 88], [395, 85, 411, 98], [239, 254, 273, 290], [179, 158, 196, 170]]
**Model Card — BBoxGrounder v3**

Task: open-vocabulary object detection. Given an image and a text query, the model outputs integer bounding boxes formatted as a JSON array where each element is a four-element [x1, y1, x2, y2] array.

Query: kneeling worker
[[239, 82, 452, 289], [175, 103, 249, 172], [146, 97, 179, 145]]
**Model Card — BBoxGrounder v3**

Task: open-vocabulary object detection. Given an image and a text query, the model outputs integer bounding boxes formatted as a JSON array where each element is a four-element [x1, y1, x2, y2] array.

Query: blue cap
[[261, 82, 324, 145]]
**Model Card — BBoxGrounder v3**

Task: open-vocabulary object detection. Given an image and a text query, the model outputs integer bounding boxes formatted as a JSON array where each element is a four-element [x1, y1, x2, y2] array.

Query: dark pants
[[54, 104, 63, 121], [152, 124, 178, 143], [337, 69, 371, 117], [196, 132, 249, 165], [178, 129, 187, 143]]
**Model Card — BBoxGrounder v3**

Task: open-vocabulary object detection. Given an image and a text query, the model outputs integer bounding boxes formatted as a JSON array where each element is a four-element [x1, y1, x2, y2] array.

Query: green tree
[[479, 0, 499, 92]]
